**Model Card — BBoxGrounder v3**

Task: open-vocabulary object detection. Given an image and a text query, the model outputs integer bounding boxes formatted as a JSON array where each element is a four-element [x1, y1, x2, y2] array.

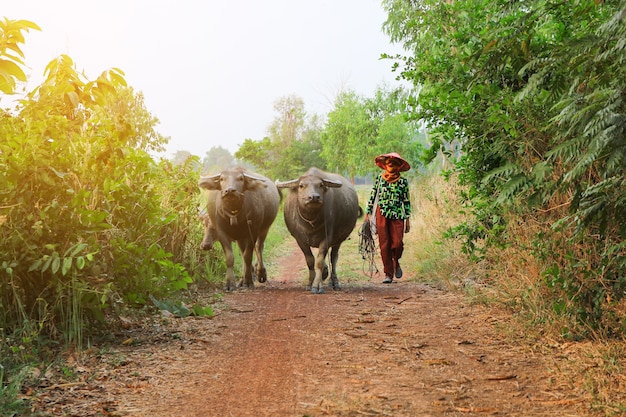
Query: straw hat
[[374, 152, 411, 172]]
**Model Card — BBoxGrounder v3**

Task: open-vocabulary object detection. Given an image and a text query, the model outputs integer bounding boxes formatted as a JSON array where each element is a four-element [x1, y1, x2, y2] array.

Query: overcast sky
[[3, 1, 405, 158]]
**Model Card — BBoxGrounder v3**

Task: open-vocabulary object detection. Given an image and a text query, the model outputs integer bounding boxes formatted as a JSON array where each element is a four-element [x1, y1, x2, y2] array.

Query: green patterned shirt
[[365, 174, 411, 220]]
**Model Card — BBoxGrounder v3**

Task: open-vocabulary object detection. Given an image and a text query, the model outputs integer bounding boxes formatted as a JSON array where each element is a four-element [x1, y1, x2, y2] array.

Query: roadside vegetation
[[381, 0, 626, 340], [2, 1, 626, 414]]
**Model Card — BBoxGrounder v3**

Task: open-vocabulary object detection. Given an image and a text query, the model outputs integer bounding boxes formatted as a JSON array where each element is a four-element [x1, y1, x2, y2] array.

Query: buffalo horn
[[243, 173, 266, 182], [198, 173, 221, 190], [275, 179, 300, 189], [322, 178, 343, 188]]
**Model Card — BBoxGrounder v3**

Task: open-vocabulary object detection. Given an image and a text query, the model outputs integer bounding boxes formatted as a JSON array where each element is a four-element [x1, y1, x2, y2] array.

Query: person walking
[[364, 152, 411, 284]]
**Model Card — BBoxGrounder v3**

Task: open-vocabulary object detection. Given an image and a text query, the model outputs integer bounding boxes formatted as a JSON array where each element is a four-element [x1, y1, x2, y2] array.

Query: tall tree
[[321, 90, 375, 178], [268, 94, 305, 146]]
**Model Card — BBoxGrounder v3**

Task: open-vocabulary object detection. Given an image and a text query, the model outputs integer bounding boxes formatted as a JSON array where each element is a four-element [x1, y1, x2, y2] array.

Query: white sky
[[3, 0, 404, 158]]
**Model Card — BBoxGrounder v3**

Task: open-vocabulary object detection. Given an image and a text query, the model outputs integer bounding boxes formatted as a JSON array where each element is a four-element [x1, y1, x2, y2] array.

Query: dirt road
[[31, 241, 593, 416]]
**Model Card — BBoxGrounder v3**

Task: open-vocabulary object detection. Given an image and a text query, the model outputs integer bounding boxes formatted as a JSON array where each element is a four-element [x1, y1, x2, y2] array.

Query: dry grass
[[399, 174, 626, 415], [402, 174, 475, 288], [461, 203, 626, 415]]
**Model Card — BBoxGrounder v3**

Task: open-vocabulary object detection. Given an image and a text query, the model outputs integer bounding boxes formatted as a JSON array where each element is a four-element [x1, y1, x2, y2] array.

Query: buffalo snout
[[306, 193, 322, 204], [221, 187, 239, 197]]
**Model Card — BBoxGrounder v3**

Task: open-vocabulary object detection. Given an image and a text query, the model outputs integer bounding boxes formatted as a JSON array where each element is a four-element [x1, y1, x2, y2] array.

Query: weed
[[0, 364, 28, 416]]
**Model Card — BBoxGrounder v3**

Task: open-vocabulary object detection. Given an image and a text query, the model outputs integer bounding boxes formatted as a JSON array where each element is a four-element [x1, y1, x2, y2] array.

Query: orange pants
[[375, 206, 405, 278]]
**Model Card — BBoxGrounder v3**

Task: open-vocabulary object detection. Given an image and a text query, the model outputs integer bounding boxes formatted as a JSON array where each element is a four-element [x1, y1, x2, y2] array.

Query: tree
[[297, 114, 326, 171], [235, 137, 275, 174], [202, 146, 235, 174], [268, 94, 305, 146], [236, 95, 325, 180], [321, 90, 374, 178], [172, 150, 193, 166], [365, 85, 425, 174]]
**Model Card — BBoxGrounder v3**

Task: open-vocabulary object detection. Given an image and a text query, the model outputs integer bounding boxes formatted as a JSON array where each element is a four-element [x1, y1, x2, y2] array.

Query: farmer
[[363, 152, 411, 284]]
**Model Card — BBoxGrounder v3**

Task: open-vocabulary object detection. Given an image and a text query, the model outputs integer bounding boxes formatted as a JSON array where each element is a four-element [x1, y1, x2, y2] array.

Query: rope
[[358, 220, 379, 278]]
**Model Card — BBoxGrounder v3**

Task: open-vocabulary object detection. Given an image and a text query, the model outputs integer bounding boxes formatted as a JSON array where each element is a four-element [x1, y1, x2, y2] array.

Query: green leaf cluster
[[0, 18, 40, 94], [149, 295, 214, 318]]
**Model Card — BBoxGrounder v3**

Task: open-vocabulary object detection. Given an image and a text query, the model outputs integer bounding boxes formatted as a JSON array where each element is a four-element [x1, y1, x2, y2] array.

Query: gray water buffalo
[[276, 167, 361, 294], [198, 166, 280, 291]]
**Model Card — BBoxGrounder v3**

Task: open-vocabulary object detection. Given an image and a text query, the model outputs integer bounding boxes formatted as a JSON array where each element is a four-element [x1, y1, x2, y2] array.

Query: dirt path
[[31, 241, 593, 417]]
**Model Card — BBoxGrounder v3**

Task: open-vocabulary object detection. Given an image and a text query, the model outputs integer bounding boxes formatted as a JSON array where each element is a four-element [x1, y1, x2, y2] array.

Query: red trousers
[[375, 206, 405, 278]]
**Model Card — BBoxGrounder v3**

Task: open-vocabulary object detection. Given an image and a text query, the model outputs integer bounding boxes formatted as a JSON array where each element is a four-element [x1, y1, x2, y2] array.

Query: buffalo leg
[[329, 244, 341, 290], [221, 240, 237, 291], [311, 242, 330, 294], [254, 233, 268, 283], [239, 240, 255, 289], [296, 240, 316, 290]]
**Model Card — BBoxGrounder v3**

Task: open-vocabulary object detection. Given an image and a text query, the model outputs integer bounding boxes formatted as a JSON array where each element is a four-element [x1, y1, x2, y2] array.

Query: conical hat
[[374, 152, 411, 172]]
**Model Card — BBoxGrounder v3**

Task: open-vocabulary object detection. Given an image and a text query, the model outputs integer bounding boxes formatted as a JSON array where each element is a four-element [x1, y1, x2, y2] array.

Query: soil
[[28, 241, 598, 417]]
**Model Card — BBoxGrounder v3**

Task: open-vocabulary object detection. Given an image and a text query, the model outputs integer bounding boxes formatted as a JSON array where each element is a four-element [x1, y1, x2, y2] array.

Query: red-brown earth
[[28, 239, 606, 417]]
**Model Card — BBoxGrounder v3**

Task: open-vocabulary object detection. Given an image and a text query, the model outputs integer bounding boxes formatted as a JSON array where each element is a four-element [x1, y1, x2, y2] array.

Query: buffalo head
[[198, 168, 267, 225], [275, 174, 342, 209]]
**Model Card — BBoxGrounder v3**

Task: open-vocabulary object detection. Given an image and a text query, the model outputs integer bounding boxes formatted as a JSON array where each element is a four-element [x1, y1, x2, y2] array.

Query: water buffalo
[[198, 166, 280, 291], [276, 167, 361, 294]]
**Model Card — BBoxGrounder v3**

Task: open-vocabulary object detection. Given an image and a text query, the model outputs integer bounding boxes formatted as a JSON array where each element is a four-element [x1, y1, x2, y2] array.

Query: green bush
[[0, 49, 204, 347]]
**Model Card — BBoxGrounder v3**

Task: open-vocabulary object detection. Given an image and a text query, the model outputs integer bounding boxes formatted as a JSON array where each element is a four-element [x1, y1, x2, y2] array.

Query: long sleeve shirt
[[365, 174, 411, 220]]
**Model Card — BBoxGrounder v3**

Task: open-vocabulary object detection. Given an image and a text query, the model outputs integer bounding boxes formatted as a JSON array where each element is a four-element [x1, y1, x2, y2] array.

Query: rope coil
[[358, 220, 379, 278]]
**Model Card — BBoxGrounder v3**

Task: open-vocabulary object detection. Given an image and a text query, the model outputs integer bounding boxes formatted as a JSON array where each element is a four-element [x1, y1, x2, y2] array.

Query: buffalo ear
[[198, 174, 221, 190], [322, 179, 343, 188]]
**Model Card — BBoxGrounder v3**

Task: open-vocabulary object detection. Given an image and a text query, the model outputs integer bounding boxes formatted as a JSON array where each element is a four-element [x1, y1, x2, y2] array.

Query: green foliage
[[382, 0, 626, 336], [535, 229, 626, 339], [0, 18, 40, 94], [444, 188, 507, 262], [0, 48, 202, 348], [149, 295, 214, 318], [236, 88, 426, 181], [0, 17, 222, 409], [0, 364, 28, 416]]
